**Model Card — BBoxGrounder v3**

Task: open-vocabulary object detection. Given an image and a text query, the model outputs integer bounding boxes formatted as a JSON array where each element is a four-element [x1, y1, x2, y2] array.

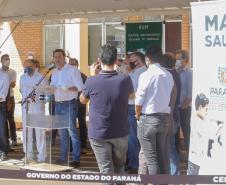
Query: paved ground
[[0, 131, 99, 172], [0, 130, 188, 184]]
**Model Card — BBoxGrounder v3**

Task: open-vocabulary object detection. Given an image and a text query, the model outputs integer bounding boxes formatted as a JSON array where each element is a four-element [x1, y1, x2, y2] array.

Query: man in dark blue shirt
[[80, 44, 134, 178]]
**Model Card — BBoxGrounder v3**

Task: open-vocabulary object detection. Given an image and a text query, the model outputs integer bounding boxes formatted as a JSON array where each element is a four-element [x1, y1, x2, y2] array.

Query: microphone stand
[[21, 67, 54, 106]]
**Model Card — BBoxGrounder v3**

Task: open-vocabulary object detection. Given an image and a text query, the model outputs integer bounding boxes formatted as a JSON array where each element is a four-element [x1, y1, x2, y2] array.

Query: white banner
[[189, 0, 226, 175]]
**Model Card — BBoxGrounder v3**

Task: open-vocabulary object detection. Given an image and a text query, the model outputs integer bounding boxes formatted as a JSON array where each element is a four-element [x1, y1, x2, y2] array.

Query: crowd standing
[[0, 45, 193, 180]]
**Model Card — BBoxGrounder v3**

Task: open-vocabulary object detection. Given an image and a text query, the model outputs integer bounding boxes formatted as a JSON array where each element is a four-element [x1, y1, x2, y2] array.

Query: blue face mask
[[24, 67, 34, 75]]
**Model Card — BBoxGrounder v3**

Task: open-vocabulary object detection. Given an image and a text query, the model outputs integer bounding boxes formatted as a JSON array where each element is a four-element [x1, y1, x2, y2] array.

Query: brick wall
[[10, 22, 43, 67], [0, 21, 43, 125], [9, 21, 43, 101]]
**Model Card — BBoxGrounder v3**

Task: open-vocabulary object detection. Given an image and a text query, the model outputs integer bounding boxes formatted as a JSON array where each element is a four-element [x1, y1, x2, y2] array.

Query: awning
[[0, 0, 208, 21]]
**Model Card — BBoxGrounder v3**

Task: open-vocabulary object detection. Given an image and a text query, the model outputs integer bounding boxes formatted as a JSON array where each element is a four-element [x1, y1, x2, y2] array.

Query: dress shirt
[[20, 71, 49, 112], [177, 67, 192, 107], [50, 64, 84, 102], [135, 63, 174, 114], [0, 70, 10, 102], [129, 66, 147, 105]]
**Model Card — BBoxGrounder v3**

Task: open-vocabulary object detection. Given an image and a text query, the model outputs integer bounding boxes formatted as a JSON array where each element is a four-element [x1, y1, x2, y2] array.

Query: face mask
[[28, 55, 34, 59], [24, 67, 34, 75], [129, 62, 136, 70], [175, 60, 182, 69]]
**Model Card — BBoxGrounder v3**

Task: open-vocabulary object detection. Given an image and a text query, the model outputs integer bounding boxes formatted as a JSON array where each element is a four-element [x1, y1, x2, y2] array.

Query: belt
[[56, 98, 76, 104], [141, 113, 169, 117]]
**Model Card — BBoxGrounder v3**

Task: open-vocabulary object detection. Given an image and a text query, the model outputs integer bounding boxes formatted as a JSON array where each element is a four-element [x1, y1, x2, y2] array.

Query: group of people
[[0, 50, 88, 168], [80, 45, 192, 179], [0, 44, 193, 177]]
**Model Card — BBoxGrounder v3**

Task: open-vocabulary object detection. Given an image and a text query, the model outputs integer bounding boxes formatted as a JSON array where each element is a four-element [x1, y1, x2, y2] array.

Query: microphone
[[47, 63, 55, 71]]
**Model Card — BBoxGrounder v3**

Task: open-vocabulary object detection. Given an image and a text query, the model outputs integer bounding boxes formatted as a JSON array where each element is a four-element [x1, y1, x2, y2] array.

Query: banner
[[125, 22, 162, 53], [189, 0, 226, 175], [1, 170, 226, 184]]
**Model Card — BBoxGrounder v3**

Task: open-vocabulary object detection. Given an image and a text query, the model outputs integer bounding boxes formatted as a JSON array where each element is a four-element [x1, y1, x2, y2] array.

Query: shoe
[[55, 159, 67, 165], [69, 160, 80, 168], [125, 167, 138, 174]]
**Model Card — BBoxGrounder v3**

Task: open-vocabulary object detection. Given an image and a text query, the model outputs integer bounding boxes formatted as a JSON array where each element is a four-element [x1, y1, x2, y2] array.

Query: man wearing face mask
[[0, 63, 10, 161], [126, 51, 147, 173], [175, 50, 193, 150], [20, 59, 48, 162], [114, 58, 129, 74], [1, 54, 17, 147]]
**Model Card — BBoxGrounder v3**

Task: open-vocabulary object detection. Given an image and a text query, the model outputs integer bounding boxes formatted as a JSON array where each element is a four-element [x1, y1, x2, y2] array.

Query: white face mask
[[28, 55, 34, 59], [175, 60, 182, 69]]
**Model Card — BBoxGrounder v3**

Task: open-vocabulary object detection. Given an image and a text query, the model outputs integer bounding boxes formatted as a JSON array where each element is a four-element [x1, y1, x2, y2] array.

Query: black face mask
[[24, 67, 34, 75], [129, 62, 136, 70]]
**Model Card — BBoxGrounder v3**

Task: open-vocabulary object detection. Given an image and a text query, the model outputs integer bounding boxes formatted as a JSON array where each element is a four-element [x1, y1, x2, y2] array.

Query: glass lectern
[[23, 85, 72, 171]]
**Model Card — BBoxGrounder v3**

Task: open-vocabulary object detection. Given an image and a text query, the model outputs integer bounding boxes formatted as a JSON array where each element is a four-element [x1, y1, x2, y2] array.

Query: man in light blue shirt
[[175, 49, 193, 149], [0, 69, 10, 161], [127, 51, 147, 173]]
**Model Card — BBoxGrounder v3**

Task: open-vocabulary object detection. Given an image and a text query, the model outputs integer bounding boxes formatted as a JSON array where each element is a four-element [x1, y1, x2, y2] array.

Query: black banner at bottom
[[0, 169, 226, 184]]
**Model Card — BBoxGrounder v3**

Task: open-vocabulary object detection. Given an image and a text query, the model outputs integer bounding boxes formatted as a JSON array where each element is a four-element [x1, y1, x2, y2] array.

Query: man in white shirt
[[0, 69, 10, 161], [20, 59, 48, 162], [126, 51, 147, 173], [50, 49, 83, 168], [1, 54, 17, 146], [135, 46, 174, 174]]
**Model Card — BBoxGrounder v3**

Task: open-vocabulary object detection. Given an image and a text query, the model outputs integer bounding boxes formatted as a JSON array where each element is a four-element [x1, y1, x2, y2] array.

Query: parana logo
[[218, 67, 226, 86]]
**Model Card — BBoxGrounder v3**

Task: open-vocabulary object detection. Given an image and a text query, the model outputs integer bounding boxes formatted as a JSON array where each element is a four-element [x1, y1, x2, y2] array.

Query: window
[[106, 24, 125, 59], [44, 24, 65, 66], [88, 24, 102, 66]]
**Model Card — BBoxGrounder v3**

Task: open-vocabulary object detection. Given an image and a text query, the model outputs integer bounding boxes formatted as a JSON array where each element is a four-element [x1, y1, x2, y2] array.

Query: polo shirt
[[82, 70, 134, 139]]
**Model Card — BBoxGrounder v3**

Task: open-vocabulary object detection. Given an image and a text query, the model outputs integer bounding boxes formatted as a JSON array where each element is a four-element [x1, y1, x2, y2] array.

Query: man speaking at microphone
[[50, 49, 83, 168]]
